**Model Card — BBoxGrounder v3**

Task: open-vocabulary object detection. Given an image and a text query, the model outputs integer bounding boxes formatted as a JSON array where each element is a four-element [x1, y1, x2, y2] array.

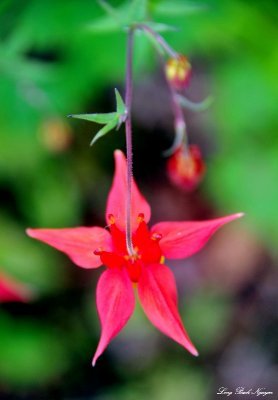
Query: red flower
[[167, 144, 206, 191], [27, 150, 242, 365], [0, 272, 31, 303], [165, 55, 192, 90]]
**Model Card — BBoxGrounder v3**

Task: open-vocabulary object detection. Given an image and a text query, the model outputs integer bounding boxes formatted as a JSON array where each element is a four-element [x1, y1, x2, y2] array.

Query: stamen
[[124, 246, 140, 262], [94, 248, 103, 255], [108, 214, 115, 224], [137, 213, 145, 222]]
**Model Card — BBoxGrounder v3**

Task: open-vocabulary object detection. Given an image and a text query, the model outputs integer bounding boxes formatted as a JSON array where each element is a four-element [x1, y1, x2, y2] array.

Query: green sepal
[[68, 112, 118, 124], [90, 119, 118, 146], [177, 94, 214, 112]]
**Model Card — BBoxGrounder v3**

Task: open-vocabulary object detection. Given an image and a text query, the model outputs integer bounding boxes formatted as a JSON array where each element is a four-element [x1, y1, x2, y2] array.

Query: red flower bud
[[165, 55, 191, 90], [167, 145, 205, 191]]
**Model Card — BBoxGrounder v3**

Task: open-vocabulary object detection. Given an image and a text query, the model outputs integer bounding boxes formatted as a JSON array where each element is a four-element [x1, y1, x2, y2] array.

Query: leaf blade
[[115, 88, 126, 115], [90, 119, 118, 146], [69, 112, 118, 124]]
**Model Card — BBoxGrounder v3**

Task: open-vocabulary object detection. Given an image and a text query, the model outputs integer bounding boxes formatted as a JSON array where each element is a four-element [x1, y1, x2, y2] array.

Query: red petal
[[138, 263, 198, 356], [0, 273, 31, 303], [92, 268, 135, 365], [26, 227, 112, 269], [106, 150, 151, 231], [151, 213, 244, 259]]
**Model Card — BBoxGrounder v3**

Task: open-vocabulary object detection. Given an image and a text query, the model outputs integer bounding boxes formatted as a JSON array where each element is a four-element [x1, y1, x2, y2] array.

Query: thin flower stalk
[[124, 27, 135, 256], [136, 23, 178, 59]]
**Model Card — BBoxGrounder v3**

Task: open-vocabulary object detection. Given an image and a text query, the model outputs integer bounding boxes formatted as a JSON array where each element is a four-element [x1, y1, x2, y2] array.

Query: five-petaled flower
[[27, 150, 242, 365], [0, 272, 31, 303], [167, 144, 206, 191]]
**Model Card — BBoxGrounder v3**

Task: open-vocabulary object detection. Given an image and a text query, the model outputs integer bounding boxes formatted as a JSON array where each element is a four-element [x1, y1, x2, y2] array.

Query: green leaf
[[97, 0, 119, 19], [127, 0, 148, 23], [87, 0, 148, 33], [153, 1, 206, 17], [177, 94, 214, 112], [90, 119, 118, 146], [86, 16, 120, 33], [70, 88, 126, 146], [143, 21, 177, 33], [0, 314, 69, 387], [115, 88, 126, 115], [68, 112, 117, 124]]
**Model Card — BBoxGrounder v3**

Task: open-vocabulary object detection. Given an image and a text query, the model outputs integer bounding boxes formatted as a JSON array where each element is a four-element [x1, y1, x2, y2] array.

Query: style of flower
[[27, 150, 242, 365], [167, 144, 206, 191], [0, 272, 31, 303], [165, 55, 192, 90]]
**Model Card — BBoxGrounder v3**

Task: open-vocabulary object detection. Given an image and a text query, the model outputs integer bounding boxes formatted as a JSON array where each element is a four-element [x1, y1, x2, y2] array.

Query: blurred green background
[[0, 0, 277, 399]]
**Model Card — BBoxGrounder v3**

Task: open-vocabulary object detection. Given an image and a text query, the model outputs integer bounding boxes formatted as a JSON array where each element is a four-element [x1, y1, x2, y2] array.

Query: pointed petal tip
[[182, 337, 199, 357], [226, 212, 245, 222], [26, 228, 35, 237], [92, 345, 103, 367], [235, 212, 245, 219], [222, 212, 245, 222], [114, 149, 125, 159], [92, 346, 101, 367], [190, 347, 199, 357]]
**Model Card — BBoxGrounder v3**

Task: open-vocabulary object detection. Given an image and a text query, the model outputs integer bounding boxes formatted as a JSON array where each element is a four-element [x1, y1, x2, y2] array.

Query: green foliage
[[151, 0, 206, 17], [70, 88, 126, 145], [0, 216, 67, 292], [88, 0, 149, 33], [184, 290, 233, 352], [0, 313, 69, 387], [106, 364, 211, 400]]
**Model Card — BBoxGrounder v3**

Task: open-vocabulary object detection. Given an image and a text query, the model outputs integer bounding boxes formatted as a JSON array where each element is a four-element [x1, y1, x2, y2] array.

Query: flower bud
[[167, 145, 205, 191], [40, 118, 73, 153], [165, 55, 191, 90]]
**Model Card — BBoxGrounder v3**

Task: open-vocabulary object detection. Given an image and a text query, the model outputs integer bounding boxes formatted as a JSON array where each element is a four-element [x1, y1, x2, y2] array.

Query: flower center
[[94, 214, 162, 282]]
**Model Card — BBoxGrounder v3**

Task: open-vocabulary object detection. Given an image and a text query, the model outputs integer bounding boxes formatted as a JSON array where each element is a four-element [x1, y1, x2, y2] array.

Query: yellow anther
[[94, 247, 103, 255], [108, 214, 115, 224], [137, 213, 145, 223]]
